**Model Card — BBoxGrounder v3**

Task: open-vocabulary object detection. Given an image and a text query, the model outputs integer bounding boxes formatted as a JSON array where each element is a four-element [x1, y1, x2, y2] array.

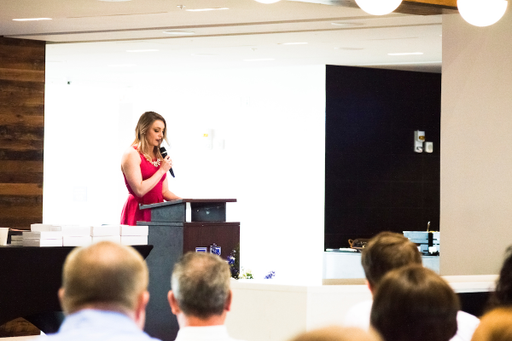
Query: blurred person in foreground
[[168, 252, 242, 341], [485, 245, 512, 310], [371, 265, 459, 341], [470, 307, 512, 341], [288, 325, 382, 341], [344, 231, 480, 341], [43, 241, 159, 341]]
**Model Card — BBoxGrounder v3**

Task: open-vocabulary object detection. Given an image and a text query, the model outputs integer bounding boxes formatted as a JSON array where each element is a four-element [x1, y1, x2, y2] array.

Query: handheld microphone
[[159, 147, 175, 178]]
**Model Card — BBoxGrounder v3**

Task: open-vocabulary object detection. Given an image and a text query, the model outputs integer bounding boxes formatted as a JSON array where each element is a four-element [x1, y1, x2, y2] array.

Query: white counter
[[323, 251, 440, 279], [226, 275, 497, 341]]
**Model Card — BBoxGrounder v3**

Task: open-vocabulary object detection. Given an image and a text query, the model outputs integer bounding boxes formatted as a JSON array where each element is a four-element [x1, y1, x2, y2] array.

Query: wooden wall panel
[[0, 37, 45, 229]]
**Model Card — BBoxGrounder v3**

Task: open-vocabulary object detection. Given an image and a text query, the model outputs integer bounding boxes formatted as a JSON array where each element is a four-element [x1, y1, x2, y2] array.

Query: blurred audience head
[[361, 231, 422, 290], [370, 265, 459, 341], [169, 252, 232, 320], [288, 326, 382, 341], [487, 245, 512, 309], [59, 241, 149, 317], [471, 307, 512, 341]]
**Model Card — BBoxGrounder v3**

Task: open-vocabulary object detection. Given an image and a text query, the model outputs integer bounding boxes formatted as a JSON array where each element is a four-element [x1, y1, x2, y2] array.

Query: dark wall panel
[[325, 65, 441, 249], [0, 37, 45, 229]]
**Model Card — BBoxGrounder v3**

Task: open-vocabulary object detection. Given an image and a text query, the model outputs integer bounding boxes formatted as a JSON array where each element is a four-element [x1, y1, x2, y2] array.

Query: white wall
[[44, 65, 326, 283], [440, 11, 512, 275]]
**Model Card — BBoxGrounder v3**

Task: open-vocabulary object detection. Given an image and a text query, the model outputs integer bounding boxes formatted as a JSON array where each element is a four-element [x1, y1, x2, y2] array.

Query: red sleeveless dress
[[120, 148, 166, 225]]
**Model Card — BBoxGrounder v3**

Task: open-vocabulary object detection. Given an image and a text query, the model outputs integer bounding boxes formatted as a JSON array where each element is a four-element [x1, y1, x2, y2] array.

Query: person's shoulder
[[343, 300, 372, 330], [457, 310, 480, 325], [122, 145, 141, 160], [452, 310, 480, 341]]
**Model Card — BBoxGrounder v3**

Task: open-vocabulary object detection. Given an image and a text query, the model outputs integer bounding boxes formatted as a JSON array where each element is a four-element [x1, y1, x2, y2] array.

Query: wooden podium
[[138, 199, 239, 341]]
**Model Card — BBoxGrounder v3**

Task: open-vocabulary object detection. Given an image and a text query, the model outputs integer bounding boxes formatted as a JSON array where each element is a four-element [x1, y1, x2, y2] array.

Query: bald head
[[60, 241, 149, 315], [289, 326, 382, 341]]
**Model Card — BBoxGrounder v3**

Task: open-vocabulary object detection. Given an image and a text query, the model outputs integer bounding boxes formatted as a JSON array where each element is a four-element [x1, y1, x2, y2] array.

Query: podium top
[[140, 198, 236, 210], [139, 198, 237, 223]]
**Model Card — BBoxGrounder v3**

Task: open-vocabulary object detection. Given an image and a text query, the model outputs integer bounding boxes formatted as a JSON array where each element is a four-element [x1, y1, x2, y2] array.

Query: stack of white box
[[10, 235, 23, 246], [120, 225, 148, 245], [24, 224, 63, 246], [23, 223, 149, 247], [90, 224, 121, 244], [62, 225, 92, 246]]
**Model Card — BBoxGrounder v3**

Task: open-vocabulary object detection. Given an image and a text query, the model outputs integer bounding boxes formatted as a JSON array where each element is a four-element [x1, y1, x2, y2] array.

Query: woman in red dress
[[120, 111, 180, 225]]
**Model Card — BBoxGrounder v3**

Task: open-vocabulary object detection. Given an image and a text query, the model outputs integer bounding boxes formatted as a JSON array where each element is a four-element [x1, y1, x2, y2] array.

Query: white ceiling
[[1, 0, 450, 84]]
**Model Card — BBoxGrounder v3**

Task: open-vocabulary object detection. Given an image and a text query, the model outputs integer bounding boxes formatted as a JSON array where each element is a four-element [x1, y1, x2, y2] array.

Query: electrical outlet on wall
[[414, 130, 425, 153]]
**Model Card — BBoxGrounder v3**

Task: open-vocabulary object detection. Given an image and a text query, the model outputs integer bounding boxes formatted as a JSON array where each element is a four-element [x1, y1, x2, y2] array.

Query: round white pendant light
[[355, 0, 402, 15], [457, 0, 508, 27]]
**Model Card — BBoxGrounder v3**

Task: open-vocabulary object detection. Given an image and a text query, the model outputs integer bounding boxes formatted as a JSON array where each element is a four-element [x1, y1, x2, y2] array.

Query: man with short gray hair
[[167, 252, 241, 341]]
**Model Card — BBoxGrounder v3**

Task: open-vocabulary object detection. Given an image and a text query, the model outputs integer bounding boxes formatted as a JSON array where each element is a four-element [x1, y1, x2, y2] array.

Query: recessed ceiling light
[[13, 18, 52, 21], [126, 49, 159, 53], [388, 52, 424, 56], [335, 47, 364, 50], [254, 0, 281, 3], [331, 22, 364, 27], [185, 7, 229, 12], [163, 30, 195, 36], [243, 58, 275, 62]]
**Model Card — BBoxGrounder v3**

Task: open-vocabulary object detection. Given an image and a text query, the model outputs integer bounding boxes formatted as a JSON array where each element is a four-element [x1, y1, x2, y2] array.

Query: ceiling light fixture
[[354, 0, 402, 15], [13, 18, 52, 21], [254, 0, 281, 4], [457, 0, 508, 27], [335, 47, 364, 50], [331, 22, 364, 27], [163, 30, 195, 36]]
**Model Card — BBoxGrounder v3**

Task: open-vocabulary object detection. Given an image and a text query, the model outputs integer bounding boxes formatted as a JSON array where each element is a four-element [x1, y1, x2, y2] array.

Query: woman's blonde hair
[[132, 111, 167, 161]]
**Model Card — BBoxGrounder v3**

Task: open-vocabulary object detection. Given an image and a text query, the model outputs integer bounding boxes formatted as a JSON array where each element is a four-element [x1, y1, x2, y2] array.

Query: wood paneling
[[0, 37, 45, 229], [406, 0, 456, 8]]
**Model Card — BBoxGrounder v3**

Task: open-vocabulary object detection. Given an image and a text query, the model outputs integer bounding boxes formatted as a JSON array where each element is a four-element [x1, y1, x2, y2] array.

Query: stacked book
[[91, 224, 121, 244], [62, 225, 92, 246], [120, 225, 148, 246], [23, 223, 149, 247], [24, 224, 63, 247]]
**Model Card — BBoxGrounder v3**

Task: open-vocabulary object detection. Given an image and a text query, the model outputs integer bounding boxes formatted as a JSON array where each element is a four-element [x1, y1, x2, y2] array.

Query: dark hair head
[[361, 231, 422, 289], [487, 246, 512, 309], [171, 252, 231, 319], [370, 265, 459, 341]]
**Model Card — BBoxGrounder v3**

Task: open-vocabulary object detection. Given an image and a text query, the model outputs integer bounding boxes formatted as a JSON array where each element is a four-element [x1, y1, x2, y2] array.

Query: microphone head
[[159, 147, 167, 158]]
